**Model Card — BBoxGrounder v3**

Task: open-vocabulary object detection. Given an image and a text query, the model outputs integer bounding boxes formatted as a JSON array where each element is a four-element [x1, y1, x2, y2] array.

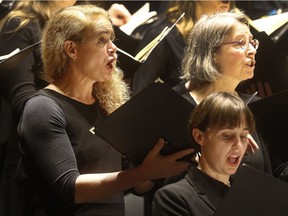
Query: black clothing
[[18, 89, 124, 216], [131, 15, 185, 95], [236, 1, 288, 19], [0, 18, 43, 216], [152, 166, 229, 216]]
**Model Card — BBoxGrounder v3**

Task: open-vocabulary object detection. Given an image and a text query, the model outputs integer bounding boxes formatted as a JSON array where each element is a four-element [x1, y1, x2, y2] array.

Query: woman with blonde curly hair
[[18, 4, 193, 216]]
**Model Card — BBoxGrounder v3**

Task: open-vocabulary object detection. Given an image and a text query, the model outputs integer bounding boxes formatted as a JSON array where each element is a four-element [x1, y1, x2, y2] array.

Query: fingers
[[246, 81, 273, 99], [149, 138, 195, 160], [256, 81, 265, 98], [148, 138, 165, 157], [247, 134, 259, 154], [168, 148, 195, 161], [263, 81, 272, 97], [108, 3, 131, 26], [115, 4, 131, 19], [140, 138, 195, 180]]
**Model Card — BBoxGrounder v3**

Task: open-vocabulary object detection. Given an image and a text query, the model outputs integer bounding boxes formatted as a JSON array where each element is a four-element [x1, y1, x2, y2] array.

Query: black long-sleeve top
[[18, 89, 124, 216]]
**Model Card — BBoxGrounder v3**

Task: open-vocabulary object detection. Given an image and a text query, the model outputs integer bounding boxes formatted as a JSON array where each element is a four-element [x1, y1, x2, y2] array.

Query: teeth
[[228, 157, 237, 163]]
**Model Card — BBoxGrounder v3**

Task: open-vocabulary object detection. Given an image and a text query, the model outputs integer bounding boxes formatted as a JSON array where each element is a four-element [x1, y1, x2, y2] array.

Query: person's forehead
[[93, 17, 113, 34], [227, 22, 251, 38]]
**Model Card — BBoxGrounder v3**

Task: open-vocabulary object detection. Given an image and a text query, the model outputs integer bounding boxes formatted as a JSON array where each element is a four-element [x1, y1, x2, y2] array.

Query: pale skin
[[46, 18, 193, 203], [189, 21, 259, 153], [176, 0, 231, 34], [50, 0, 76, 13], [194, 0, 231, 20], [108, 3, 131, 27], [193, 124, 249, 186]]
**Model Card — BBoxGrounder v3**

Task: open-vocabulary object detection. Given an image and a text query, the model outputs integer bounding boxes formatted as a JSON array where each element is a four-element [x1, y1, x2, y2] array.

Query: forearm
[[75, 138, 193, 203], [75, 166, 150, 203]]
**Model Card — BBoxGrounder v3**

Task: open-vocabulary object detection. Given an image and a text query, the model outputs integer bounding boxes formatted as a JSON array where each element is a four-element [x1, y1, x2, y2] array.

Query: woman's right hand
[[138, 138, 194, 181]]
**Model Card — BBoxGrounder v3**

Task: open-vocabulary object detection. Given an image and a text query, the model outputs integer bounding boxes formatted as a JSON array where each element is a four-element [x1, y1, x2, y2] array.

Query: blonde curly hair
[[41, 4, 130, 114]]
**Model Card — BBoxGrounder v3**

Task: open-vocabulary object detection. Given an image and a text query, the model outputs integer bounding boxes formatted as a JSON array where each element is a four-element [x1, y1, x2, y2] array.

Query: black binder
[[236, 30, 288, 95], [214, 165, 288, 216], [248, 89, 288, 164], [0, 41, 41, 79], [95, 82, 196, 166], [113, 26, 141, 79]]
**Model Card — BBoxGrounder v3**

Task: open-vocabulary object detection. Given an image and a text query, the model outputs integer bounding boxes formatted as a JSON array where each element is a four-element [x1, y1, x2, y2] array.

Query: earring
[[73, 58, 77, 62]]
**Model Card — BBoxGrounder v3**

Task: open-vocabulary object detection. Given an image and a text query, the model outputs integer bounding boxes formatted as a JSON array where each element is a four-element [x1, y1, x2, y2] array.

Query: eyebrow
[[234, 32, 253, 39]]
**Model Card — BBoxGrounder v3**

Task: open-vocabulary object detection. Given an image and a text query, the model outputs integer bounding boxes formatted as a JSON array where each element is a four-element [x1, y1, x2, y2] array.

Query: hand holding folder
[[94, 82, 197, 166]]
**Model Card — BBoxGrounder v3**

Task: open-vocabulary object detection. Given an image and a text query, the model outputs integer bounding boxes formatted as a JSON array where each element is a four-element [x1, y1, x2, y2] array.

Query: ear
[[64, 40, 77, 61], [192, 128, 205, 146]]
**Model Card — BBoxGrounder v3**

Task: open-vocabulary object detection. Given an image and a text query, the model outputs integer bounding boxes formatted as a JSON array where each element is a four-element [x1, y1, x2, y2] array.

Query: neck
[[46, 78, 95, 105], [190, 81, 238, 104]]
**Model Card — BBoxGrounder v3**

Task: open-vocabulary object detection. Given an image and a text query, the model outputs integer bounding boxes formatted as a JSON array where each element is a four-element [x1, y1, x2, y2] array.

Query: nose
[[232, 136, 247, 150], [108, 40, 117, 55], [247, 43, 257, 55]]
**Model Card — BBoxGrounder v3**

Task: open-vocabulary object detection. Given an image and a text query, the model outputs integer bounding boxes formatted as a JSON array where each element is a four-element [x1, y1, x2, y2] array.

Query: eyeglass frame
[[221, 39, 260, 50]]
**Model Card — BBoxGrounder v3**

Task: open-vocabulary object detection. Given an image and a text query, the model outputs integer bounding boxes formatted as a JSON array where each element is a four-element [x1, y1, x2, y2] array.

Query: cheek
[[220, 52, 244, 70]]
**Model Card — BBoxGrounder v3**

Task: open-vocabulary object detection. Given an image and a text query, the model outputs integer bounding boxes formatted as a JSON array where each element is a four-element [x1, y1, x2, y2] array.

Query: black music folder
[[94, 82, 196, 166], [113, 26, 141, 79], [214, 165, 288, 216], [0, 41, 41, 78], [248, 89, 288, 164]]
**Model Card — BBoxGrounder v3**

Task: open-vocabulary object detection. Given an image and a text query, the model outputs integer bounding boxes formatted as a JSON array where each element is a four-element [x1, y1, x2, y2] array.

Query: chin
[[242, 73, 254, 80]]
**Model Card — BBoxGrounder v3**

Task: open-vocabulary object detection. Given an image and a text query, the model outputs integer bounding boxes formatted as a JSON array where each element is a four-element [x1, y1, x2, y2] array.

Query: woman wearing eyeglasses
[[152, 12, 272, 216], [180, 11, 273, 178], [131, 0, 234, 95]]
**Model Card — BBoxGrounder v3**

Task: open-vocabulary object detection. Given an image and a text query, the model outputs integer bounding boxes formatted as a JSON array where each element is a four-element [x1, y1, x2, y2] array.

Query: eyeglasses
[[221, 39, 260, 50]]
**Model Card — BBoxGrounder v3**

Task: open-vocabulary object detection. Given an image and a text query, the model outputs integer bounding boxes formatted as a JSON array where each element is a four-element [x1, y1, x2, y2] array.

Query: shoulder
[[155, 177, 197, 200], [23, 91, 65, 122], [153, 177, 199, 215]]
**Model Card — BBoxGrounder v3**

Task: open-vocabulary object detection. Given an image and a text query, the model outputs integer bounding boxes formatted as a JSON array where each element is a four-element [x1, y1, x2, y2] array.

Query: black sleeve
[[18, 95, 80, 204], [0, 19, 42, 119]]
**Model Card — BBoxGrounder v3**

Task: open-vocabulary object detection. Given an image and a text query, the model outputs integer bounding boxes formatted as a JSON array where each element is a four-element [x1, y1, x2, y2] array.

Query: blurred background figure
[[236, 1, 288, 19], [0, 1, 76, 215], [0, 0, 15, 19]]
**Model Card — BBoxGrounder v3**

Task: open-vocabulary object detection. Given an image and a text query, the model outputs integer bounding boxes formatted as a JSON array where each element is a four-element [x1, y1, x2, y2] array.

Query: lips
[[245, 59, 256, 68], [250, 59, 256, 67], [105, 57, 115, 72]]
